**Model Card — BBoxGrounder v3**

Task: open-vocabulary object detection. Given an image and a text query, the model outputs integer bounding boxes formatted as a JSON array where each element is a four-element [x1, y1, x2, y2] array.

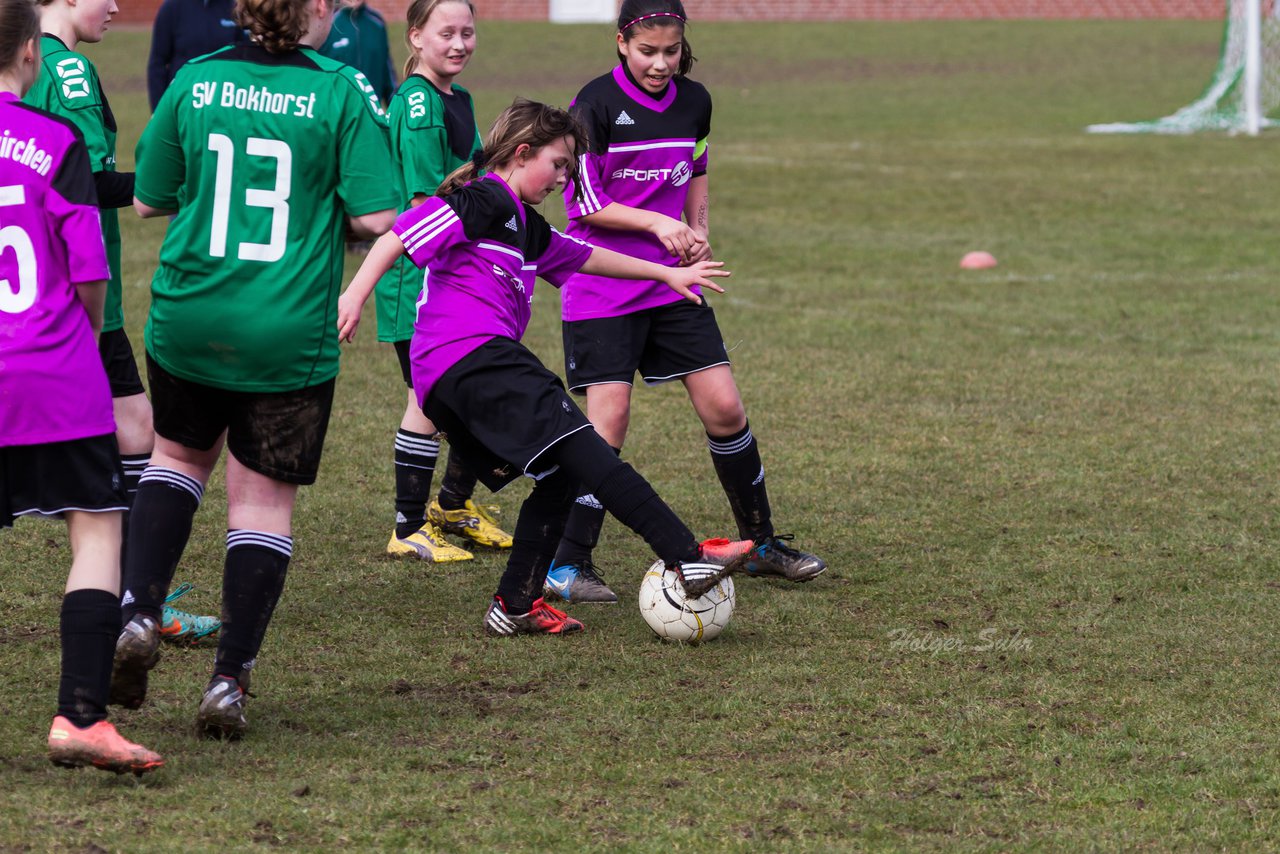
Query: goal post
[[1088, 0, 1280, 135]]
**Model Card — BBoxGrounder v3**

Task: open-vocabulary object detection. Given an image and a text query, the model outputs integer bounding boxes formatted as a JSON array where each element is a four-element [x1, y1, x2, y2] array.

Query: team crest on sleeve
[[55, 57, 91, 100]]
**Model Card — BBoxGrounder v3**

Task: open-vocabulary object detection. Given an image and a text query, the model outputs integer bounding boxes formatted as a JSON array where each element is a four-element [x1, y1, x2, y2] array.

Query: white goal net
[[1089, 0, 1280, 134]]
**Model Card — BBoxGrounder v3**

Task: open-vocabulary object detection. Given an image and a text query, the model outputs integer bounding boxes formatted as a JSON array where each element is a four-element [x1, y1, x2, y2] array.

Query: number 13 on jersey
[[207, 133, 292, 263]]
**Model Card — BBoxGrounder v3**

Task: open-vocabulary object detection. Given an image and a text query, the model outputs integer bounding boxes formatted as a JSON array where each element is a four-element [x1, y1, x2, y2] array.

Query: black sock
[[555, 431, 700, 566], [121, 467, 203, 625], [58, 589, 120, 727], [436, 447, 477, 511], [707, 422, 773, 542], [120, 453, 149, 505], [395, 429, 438, 538], [118, 453, 149, 579], [552, 446, 619, 567], [496, 470, 574, 613], [214, 530, 291, 682]]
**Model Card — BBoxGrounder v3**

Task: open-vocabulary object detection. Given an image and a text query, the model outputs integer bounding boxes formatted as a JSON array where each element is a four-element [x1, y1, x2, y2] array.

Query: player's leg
[[195, 379, 330, 739], [547, 313, 650, 604], [672, 315, 825, 582], [51, 509, 164, 775], [14, 433, 165, 775], [387, 341, 472, 563], [428, 446, 514, 550], [102, 329, 219, 644], [196, 454, 297, 739], [113, 357, 225, 709]]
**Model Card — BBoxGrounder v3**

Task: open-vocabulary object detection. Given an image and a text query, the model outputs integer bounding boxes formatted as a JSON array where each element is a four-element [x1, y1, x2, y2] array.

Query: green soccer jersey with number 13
[[135, 44, 396, 392], [24, 35, 124, 333]]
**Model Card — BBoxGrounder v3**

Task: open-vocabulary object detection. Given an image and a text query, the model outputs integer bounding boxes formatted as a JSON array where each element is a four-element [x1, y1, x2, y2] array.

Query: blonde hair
[[235, 0, 312, 53], [437, 98, 587, 200], [403, 0, 475, 79]]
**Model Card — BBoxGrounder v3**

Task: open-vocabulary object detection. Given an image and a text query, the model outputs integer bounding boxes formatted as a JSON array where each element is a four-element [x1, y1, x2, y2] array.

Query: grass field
[[5, 17, 1280, 851]]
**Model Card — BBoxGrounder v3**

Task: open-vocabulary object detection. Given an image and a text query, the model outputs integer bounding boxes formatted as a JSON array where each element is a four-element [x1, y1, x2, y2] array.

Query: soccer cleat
[[48, 716, 164, 775], [160, 583, 221, 645], [484, 596, 585, 637], [427, 499, 514, 549], [109, 615, 161, 710], [744, 535, 827, 582], [699, 537, 754, 564], [543, 561, 618, 604], [386, 523, 474, 562], [196, 674, 250, 740]]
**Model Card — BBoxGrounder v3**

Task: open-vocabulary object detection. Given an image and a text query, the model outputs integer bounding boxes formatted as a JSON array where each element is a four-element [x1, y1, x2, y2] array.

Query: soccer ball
[[637, 560, 735, 643]]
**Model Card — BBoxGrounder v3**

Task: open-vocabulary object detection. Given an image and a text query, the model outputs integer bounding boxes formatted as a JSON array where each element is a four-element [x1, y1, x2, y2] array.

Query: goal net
[[1088, 0, 1280, 134]]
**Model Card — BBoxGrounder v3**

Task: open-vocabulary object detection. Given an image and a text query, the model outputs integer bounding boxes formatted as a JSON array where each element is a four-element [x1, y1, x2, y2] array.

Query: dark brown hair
[[0, 0, 40, 70], [617, 0, 695, 78], [437, 98, 587, 200]]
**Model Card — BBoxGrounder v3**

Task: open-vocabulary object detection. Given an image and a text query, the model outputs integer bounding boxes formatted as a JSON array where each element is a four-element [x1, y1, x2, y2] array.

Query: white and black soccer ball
[[637, 560, 735, 643]]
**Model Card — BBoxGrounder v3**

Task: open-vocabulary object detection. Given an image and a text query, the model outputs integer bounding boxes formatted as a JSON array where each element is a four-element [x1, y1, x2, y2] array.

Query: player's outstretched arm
[[580, 201, 706, 264], [337, 230, 407, 343], [578, 246, 728, 305]]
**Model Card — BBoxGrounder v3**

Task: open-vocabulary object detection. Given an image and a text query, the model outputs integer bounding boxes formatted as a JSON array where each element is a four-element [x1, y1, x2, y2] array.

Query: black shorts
[[146, 355, 335, 486], [0, 434, 127, 528], [393, 339, 413, 388], [561, 299, 731, 394], [423, 337, 593, 492], [98, 328, 146, 398]]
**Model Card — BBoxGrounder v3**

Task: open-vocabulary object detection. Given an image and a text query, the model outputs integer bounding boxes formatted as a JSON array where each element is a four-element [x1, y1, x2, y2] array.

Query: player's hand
[[682, 239, 714, 265], [336, 291, 363, 342], [651, 215, 706, 262], [665, 261, 729, 305]]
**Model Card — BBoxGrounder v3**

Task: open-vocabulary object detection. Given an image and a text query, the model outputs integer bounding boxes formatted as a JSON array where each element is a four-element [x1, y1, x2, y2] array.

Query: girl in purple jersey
[[546, 0, 825, 605], [337, 99, 751, 636], [0, 0, 161, 776]]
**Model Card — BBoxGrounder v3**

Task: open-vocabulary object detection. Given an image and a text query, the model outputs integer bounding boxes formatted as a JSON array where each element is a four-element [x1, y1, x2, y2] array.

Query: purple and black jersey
[[0, 93, 113, 447], [561, 65, 711, 321], [397, 174, 593, 406]]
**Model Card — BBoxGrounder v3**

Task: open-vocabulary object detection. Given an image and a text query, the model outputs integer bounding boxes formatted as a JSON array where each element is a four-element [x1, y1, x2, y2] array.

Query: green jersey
[[25, 35, 124, 333], [135, 44, 396, 391], [374, 75, 480, 343]]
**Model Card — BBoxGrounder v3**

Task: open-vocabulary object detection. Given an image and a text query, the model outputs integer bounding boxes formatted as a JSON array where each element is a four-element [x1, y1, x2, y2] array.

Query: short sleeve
[[693, 87, 712, 176], [334, 70, 398, 217], [29, 54, 111, 173], [537, 227, 594, 288], [48, 136, 110, 284], [394, 185, 498, 268], [133, 84, 185, 209], [392, 86, 450, 197]]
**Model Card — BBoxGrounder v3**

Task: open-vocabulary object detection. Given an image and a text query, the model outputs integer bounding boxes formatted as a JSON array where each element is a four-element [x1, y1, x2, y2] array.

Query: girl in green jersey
[[113, 0, 398, 741], [379, 0, 514, 565]]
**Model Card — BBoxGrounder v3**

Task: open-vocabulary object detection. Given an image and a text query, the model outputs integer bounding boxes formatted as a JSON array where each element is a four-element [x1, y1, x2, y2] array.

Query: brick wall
[[114, 0, 1226, 26]]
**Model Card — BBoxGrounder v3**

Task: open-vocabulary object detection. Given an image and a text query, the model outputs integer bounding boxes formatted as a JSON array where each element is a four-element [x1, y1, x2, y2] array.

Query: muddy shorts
[[146, 354, 335, 485]]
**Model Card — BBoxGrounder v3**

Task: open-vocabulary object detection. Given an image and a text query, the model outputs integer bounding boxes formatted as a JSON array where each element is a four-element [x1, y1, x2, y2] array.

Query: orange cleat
[[48, 716, 164, 776]]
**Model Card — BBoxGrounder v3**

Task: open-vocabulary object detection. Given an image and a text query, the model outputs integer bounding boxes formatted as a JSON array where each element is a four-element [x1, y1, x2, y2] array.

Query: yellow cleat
[[428, 499, 514, 549], [386, 523, 474, 562]]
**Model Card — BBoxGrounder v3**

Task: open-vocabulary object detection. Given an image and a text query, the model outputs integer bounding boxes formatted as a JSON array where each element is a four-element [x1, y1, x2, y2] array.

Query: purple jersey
[[0, 93, 112, 447], [561, 65, 712, 321], [399, 174, 592, 406]]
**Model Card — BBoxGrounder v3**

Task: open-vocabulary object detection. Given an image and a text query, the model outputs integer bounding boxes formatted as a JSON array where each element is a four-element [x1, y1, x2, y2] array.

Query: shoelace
[[472, 503, 503, 525], [164, 581, 197, 606], [533, 599, 572, 621], [760, 533, 803, 558], [576, 561, 608, 583]]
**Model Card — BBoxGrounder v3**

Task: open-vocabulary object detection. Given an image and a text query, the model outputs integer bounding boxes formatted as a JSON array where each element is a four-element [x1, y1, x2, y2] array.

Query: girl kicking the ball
[[338, 98, 760, 636]]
